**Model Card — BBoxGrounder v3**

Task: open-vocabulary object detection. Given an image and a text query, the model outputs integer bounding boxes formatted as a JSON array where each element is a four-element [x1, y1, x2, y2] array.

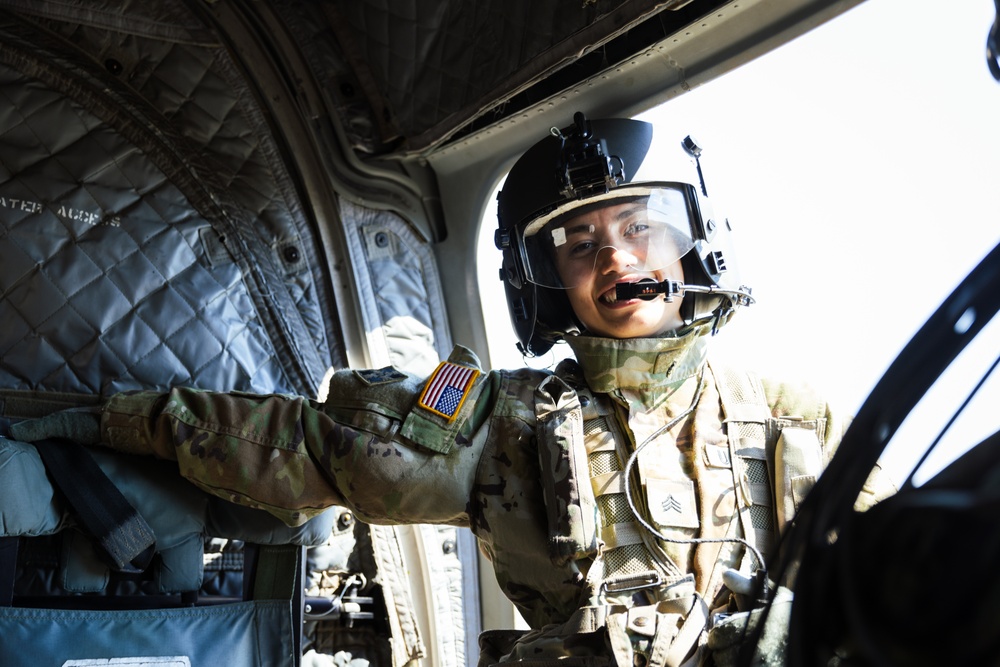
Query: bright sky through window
[[477, 0, 1000, 484]]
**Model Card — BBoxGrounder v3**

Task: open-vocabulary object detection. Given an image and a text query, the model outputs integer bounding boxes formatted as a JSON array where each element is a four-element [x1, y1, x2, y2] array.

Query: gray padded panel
[[0, 61, 294, 394], [307, 0, 675, 153], [0, 3, 345, 395], [341, 199, 450, 378]]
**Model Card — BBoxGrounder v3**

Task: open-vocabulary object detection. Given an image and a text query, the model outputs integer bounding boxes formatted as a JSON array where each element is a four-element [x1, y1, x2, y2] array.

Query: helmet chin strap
[[615, 278, 755, 306]]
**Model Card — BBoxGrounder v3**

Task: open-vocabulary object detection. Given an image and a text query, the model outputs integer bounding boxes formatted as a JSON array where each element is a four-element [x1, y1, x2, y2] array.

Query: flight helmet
[[495, 112, 751, 356]]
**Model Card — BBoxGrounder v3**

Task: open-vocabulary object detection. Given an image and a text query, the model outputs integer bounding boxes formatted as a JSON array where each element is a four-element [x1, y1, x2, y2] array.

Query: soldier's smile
[[598, 279, 651, 305]]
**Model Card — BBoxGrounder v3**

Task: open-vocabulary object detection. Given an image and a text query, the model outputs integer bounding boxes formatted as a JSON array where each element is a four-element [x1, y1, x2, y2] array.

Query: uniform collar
[[564, 328, 708, 396]]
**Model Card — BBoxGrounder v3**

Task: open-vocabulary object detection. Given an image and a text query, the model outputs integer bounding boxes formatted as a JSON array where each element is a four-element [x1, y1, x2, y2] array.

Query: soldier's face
[[552, 202, 686, 338]]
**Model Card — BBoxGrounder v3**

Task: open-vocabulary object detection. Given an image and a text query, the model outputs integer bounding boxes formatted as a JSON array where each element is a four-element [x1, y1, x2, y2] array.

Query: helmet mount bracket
[[555, 112, 626, 200]]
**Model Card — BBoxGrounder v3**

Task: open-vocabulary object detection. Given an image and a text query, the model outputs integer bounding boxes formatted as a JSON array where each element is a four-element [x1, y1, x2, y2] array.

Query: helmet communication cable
[[621, 366, 769, 585]]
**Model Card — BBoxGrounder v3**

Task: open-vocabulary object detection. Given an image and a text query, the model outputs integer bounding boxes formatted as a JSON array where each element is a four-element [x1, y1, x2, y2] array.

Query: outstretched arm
[[12, 364, 494, 528]]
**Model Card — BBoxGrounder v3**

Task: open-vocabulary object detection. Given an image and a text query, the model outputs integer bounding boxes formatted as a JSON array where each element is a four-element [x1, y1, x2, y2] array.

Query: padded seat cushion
[[0, 438, 335, 593]]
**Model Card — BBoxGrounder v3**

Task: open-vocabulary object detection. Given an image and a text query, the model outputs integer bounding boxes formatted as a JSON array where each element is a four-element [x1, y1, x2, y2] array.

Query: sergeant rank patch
[[417, 361, 480, 421], [354, 366, 407, 385]]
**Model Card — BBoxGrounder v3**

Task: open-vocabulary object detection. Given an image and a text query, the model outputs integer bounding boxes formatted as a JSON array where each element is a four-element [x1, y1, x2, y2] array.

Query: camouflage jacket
[[96, 330, 875, 665]]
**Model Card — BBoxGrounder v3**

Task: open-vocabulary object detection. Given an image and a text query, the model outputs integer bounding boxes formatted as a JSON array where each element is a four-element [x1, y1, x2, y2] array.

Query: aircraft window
[[882, 309, 1000, 485], [476, 0, 1000, 483]]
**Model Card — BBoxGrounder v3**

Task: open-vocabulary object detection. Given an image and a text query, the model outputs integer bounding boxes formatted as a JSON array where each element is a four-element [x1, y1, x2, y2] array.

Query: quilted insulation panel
[[0, 2, 345, 397], [310, 0, 682, 154]]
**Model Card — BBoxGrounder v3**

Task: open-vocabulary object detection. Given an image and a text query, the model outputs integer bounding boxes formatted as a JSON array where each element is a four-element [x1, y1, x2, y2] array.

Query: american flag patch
[[417, 361, 480, 421]]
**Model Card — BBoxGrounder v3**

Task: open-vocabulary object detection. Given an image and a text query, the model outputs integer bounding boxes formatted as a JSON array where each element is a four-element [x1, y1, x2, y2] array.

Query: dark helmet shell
[[495, 112, 748, 355], [495, 114, 654, 355]]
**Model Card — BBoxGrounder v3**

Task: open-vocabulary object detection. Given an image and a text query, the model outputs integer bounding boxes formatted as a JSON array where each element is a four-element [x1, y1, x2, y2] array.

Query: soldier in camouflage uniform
[[11, 114, 889, 666]]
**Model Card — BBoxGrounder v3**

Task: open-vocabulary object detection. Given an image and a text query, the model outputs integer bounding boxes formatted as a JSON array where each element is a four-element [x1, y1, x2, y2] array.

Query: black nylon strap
[[33, 438, 156, 573], [0, 537, 17, 606], [247, 543, 301, 601]]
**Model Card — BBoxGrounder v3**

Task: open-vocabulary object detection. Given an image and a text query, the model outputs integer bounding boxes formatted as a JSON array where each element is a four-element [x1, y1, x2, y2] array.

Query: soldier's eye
[[567, 240, 596, 257], [624, 222, 649, 237]]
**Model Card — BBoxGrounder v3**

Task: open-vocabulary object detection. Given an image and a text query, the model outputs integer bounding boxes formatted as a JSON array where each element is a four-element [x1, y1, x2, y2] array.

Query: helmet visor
[[521, 184, 696, 289]]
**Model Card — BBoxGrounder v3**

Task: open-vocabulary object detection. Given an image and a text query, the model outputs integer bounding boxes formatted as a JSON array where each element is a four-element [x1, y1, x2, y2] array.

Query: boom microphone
[[615, 279, 754, 307]]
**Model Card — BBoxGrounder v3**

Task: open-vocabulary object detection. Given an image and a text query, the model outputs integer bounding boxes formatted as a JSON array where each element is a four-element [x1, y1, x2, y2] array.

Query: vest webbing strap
[[709, 360, 776, 568], [584, 430, 616, 454], [664, 595, 709, 667], [591, 470, 625, 496], [712, 363, 771, 425], [33, 438, 156, 573], [601, 521, 646, 550]]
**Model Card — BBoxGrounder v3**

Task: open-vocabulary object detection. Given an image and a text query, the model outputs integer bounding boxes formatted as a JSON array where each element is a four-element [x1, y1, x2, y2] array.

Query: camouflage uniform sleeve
[[100, 347, 499, 527]]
